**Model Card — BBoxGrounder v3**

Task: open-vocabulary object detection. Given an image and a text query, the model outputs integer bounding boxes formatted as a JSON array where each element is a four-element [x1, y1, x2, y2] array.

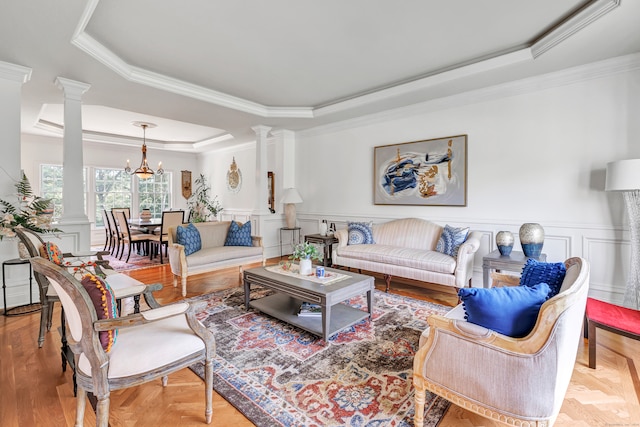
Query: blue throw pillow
[[176, 223, 202, 256], [347, 221, 375, 245], [435, 225, 469, 257], [458, 283, 551, 338], [224, 220, 253, 247], [520, 259, 566, 297]]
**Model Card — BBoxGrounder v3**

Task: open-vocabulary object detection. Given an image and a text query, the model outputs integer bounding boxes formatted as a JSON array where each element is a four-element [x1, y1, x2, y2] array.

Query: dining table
[[128, 218, 162, 233]]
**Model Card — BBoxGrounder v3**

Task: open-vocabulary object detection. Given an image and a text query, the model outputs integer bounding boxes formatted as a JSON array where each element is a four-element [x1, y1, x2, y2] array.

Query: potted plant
[[0, 172, 61, 240], [289, 241, 322, 275], [187, 173, 223, 223]]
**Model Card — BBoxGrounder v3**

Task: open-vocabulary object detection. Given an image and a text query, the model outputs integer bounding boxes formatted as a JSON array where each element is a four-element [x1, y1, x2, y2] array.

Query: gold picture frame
[[181, 170, 192, 199]]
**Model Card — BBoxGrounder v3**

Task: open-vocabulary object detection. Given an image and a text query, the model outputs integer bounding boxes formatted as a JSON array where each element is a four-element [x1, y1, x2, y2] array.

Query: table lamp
[[606, 158, 640, 309], [282, 188, 303, 229]]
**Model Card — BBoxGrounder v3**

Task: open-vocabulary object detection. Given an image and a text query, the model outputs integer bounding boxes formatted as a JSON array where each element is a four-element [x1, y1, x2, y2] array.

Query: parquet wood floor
[[1, 261, 639, 426]]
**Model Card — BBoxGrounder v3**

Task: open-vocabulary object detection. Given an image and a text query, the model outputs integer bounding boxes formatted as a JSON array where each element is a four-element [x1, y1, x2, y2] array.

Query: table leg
[[483, 264, 490, 288], [367, 288, 373, 318], [244, 278, 250, 310], [322, 303, 331, 342]]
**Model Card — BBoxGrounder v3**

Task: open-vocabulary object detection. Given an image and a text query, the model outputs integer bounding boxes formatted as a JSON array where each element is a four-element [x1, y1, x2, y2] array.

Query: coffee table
[[243, 266, 374, 342]]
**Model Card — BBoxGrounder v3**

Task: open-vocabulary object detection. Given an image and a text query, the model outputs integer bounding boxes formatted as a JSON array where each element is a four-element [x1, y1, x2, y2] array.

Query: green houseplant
[[0, 172, 60, 240], [187, 173, 223, 223], [289, 241, 322, 276]]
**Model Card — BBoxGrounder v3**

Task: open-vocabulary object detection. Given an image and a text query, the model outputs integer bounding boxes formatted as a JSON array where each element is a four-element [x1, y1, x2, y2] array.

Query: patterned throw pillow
[[435, 225, 469, 258], [520, 258, 567, 298], [81, 273, 118, 352], [40, 241, 65, 265], [347, 221, 375, 245], [176, 223, 202, 256], [458, 282, 551, 338], [224, 220, 253, 247]]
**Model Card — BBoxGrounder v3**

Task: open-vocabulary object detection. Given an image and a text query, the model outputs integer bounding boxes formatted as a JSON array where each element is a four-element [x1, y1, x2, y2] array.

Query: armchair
[[29, 257, 215, 426], [413, 257, 590, 427]]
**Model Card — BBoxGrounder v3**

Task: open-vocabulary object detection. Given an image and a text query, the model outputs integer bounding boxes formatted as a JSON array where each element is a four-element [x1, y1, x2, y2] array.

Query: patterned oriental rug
[[189, 286, 452, 427], [93, 248, 163, 271]]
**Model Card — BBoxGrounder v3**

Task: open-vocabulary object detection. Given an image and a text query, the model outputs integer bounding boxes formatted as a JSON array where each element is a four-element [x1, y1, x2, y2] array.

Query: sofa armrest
[[335, 229, 348, 247], [167, 243, 187, 276], [453, 230, 481, 288], [251, 235, 263, 247]]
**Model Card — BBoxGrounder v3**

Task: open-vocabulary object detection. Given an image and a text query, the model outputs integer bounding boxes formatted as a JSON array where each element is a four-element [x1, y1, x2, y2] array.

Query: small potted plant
[[289, 242, 322, 275]]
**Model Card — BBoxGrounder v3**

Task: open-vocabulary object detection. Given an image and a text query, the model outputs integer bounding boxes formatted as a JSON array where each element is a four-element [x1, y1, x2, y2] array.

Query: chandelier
[[125, 122, 164, 179]]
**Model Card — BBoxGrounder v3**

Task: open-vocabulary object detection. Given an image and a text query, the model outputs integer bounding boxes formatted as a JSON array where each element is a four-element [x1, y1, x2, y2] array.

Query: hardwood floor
[[1, 261, 639, 426]]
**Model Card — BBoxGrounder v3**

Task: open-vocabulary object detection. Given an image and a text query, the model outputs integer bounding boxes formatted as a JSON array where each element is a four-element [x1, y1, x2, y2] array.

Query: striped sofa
[[333, 218, 481, 292]]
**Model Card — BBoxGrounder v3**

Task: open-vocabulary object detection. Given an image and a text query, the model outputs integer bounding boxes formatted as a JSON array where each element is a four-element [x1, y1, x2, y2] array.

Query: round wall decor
[[227, 157, 242, 193]]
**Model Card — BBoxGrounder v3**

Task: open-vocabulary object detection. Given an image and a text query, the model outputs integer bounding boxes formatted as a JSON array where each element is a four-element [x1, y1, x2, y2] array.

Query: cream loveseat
[[333, 218, 481, 292], [167, 221, 264, 296]]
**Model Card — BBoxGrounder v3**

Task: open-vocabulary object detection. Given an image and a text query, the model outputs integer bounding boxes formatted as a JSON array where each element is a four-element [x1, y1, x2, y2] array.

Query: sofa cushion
[[435, 225, 469, 258], [224, 220, 252, 247], [177, 223, 202, 256], [520, 258, 566, 297], [186, 245, 263, 268], [348, 221, 375, 245], [336, 244, 457, 274], [458, 283, 551, 338]]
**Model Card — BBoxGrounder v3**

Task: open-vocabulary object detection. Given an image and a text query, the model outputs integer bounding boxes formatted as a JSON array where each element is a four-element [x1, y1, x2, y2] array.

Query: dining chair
[[29, 256, 214, 426], [100, 209, 113, 252], [149, 210, 184, 263], [113, 210, 152, 262]]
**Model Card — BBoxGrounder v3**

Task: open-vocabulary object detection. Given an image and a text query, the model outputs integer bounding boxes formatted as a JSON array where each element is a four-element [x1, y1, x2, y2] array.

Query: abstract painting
[[374, 135, 467, 206]]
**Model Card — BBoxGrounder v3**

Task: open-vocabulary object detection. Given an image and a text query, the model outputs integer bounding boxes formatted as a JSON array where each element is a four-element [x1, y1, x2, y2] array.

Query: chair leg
[[588, 320, 597, 369], [95, 394, 110, 427], [47, 301, 55, 331], [205, 358, 213, 424], [125, 242, 133, 262], [38, 301, 49, 347], [75, 387, 87, 427], [414, 387, 426, 427]]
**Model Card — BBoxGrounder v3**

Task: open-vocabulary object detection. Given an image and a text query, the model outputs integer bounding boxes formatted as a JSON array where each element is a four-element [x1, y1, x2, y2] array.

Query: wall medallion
[[227, 157, 242, 193]]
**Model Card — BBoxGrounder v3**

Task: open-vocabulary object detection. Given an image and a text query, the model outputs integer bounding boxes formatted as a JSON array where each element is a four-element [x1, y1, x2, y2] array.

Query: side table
[[279, 227, 301, 258], [305, 234, 339, 267], [482, 250, 547, 288], [3, 258, 41, 316]]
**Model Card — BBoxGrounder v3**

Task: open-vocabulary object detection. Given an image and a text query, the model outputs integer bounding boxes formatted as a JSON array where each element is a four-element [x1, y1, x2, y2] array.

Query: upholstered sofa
[[167, 221, 264, 296], [333, 218, 481, 292]]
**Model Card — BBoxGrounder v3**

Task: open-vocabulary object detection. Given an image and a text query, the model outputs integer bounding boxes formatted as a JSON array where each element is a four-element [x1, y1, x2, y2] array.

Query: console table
[[304, 234, 339, 267], [482, 250, 547, 288]]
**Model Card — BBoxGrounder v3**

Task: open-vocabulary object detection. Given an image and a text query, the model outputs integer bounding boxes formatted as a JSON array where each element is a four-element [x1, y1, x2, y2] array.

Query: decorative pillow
[[81, 273, 118, 352], [458, 283, 551, 338], [224, 220, 253, 247], [40, 241, 65, 265], [520, 258, 566, 298], [435, 225, 469, 258], [176, 223, 202, 256], [347, 221, 375, 245]]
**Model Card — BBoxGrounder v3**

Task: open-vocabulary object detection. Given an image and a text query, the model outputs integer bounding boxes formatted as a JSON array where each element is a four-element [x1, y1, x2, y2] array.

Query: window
[[138, 173, 172, 218], [40, 165, 87, 222], [95, 168, 132, 227], [41, 165, 172, 228]]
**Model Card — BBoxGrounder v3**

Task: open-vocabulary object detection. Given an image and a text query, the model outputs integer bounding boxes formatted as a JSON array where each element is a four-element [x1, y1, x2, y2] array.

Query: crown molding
[[0, 60, 32, 83], [531, 0, 621, 58], [299, 52, 640, 138]]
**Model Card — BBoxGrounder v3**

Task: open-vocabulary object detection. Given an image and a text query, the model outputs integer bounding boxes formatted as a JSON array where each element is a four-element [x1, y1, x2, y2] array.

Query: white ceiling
[[1, 0, 639, 152]]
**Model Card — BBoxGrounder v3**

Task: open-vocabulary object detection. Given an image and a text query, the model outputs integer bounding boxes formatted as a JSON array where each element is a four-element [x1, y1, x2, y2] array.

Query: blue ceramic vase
[[496, 231, 514, 256], [519, 223, 544, 258]]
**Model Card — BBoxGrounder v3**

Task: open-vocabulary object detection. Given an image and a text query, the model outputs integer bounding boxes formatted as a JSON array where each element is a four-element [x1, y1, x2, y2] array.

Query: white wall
[[288, 58, 640, 304]]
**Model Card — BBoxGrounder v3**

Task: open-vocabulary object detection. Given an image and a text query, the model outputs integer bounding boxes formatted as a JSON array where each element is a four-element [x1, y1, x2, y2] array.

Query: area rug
[[91, 247, 163, 271], [189, 286, 452, 427]]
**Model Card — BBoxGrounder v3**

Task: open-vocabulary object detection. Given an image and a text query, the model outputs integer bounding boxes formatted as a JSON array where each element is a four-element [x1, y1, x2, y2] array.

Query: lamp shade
[[282, 188, 303, 204], [606, 159, 640, 191]]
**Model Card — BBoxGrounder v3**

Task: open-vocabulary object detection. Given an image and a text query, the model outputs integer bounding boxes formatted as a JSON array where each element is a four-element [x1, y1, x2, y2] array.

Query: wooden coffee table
[[243, 266, 374, 342]]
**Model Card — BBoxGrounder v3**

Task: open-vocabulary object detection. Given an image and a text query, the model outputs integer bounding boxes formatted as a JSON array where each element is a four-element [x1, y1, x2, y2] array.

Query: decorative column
[[252, 125, 272, 216], [55, 77, 91, 251], [0, 61, 31, 204]]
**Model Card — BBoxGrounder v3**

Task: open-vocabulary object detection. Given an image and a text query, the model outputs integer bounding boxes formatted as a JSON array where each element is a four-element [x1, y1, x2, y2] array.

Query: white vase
[[299, 258, 312, 275], [319, 222, 328, 236]]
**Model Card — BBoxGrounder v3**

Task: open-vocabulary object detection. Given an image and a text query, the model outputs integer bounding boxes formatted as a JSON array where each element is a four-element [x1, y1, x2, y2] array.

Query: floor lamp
[[606, 159, 640, 309]]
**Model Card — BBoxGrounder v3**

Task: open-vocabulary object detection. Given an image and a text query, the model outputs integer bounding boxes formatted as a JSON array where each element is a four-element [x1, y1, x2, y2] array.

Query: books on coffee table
[[298, 302, 322, 317]]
